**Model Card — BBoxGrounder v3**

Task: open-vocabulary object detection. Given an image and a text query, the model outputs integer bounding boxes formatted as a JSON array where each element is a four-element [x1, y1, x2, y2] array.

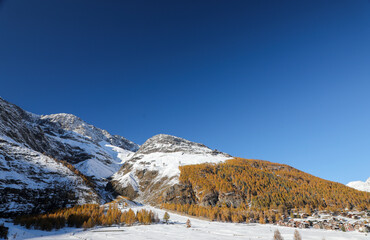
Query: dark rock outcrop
[[161, 184, 243, 208], [162, 184, 197, 205]]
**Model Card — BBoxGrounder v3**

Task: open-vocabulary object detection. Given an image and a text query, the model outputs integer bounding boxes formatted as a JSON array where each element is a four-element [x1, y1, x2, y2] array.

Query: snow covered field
[[2, 206, 368, 240]]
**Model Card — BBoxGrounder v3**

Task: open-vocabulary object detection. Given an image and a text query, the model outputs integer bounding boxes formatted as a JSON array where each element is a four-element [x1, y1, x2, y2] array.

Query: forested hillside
[[161, 158, 369, 223]]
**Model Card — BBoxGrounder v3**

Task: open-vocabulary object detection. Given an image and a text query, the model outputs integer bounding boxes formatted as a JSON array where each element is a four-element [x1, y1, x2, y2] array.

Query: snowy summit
[[347, 177, 370, 192]]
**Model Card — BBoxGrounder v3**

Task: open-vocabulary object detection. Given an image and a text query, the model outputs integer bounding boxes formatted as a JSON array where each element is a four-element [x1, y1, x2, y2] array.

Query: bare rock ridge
[[108, 134, 231, 203], [41, 113, 139, 152], [0, 97, 139, 215]]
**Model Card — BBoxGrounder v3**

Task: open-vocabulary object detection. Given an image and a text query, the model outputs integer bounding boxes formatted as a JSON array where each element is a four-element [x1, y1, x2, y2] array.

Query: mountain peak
[[41, 113, 91, 133], [44, 113, 82, 122], [136, 134, 230, 157], [110, 134, 231, 202]]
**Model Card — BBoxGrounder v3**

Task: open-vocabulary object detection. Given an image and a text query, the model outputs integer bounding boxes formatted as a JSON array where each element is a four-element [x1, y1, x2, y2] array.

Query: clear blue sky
[[0, 1, 369, 184]]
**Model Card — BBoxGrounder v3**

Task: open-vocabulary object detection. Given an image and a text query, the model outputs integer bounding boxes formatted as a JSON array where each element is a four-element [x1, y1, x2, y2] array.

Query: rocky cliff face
[[0, 97, 139, 215], [161, 185, 245, 208], [108, 134, 231, 204], [0, 98, 53, 156]]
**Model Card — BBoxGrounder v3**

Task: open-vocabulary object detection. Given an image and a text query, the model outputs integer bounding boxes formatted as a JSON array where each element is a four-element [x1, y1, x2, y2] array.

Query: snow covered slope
[[0, 97, 139, 214], [37, 118, 137, 180], [109, 134, 231, 203], [38, 113, 139, 180], [347, 178, 370, 192], [0, 134, 99, 215]]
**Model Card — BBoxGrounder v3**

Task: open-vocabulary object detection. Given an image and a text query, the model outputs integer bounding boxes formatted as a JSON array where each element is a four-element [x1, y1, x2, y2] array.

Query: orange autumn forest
[[161, 158, 369, 223]]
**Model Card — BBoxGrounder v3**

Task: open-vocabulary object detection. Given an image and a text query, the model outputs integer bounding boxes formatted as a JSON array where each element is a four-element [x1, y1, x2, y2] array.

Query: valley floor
[[2, 206, 369, 240]]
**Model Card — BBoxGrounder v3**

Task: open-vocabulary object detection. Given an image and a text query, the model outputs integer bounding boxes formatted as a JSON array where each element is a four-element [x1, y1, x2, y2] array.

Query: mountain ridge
[[41, 113, 139, 152]]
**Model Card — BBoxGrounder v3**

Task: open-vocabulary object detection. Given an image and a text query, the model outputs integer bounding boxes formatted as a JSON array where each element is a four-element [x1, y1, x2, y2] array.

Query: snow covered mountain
[[347, 178, 370, 192], [1, 96, 368, 220], [0, 97, 231, 215], [38, 113, 139, 180], [108, 134, 232, 203], [0, 97, 232, 215], [0, 97, 139, 215]]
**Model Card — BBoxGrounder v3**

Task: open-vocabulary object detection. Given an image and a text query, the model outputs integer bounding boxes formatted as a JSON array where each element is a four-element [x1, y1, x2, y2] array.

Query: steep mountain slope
[[109, 134, 231, 203], [0, 134, 99, 216], [347, 178, 370, 192], [38, 113, 139, 181], [0, 97, 139, 215]]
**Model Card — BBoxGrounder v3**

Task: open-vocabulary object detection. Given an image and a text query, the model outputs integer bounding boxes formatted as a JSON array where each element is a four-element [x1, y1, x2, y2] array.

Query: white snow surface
[[347, 177, 370, 192], [70, 141, 134, 179], [101, 143, 135, 164], [1, 205, 368, 240]]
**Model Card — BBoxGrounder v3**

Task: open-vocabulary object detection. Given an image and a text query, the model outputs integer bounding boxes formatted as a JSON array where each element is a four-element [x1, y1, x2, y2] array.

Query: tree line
[[13, 204, 159, 231]]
